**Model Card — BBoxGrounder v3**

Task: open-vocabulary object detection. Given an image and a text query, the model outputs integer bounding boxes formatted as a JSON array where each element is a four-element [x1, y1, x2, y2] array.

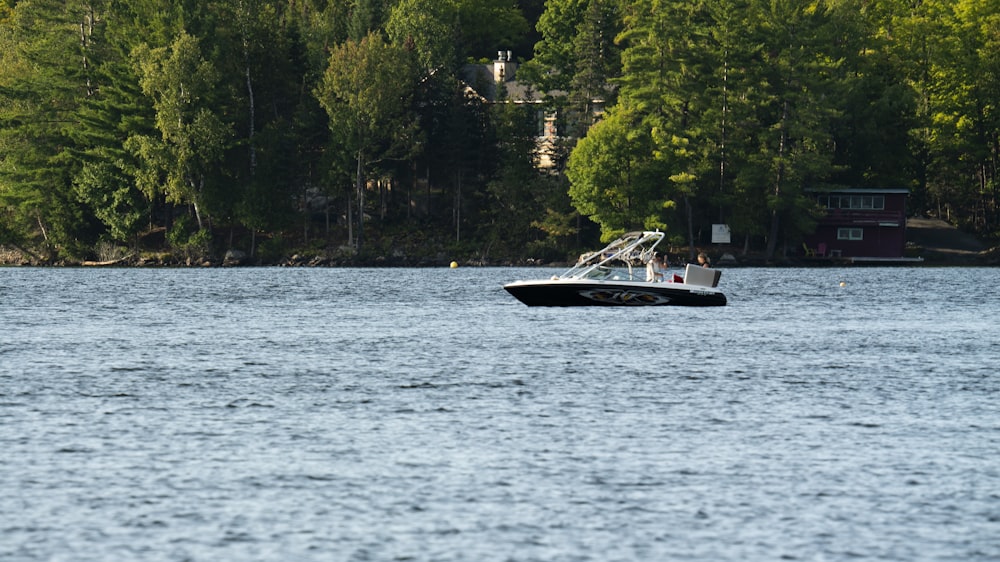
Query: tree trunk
[[193, 201, 204, 231], [765, 99, 789, 260], [409, 161, 416, 219], [454, 169, 462, 243], [245, 65, 256, 173], [685, 195, 695, 261], [719, 52, 728, 223], [347, 197, 354, 248], [36, 213, 49, 242], [355, 149, 365, 251], [380, 178, 387, 220]]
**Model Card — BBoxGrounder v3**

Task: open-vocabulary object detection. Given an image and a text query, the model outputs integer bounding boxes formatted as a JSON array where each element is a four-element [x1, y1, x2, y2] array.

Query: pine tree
[[0, 0, 102, 258]]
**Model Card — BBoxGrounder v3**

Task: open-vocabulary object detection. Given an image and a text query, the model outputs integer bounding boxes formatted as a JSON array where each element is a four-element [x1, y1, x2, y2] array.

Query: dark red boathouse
[[803, 189, 910, 259]]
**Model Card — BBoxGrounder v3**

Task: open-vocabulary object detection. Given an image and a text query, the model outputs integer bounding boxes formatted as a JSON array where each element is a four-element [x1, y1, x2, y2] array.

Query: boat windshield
[[559, 231, 665, 281]]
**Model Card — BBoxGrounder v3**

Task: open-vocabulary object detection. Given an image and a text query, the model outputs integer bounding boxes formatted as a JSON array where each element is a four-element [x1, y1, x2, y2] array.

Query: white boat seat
[[684, 264, 722, 287]]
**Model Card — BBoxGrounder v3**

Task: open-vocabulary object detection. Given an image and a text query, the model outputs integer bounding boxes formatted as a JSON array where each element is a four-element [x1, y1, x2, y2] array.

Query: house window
[[838, 228, 863, 240], [818, 195, 885, 210]]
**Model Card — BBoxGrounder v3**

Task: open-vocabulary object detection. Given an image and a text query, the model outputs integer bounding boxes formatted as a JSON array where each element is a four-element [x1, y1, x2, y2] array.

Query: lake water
[[1, 266, 998, 561]]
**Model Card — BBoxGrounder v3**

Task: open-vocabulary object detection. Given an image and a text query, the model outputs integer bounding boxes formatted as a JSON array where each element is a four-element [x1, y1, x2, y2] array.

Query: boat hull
[[503, 280, 727, 307]]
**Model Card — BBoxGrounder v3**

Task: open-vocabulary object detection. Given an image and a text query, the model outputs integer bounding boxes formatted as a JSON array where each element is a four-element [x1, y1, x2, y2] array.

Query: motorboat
[[503, 231, 727, 306]]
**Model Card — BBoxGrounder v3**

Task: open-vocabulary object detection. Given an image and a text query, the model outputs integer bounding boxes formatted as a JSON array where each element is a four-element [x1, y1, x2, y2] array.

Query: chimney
[[493, 50, 517, 83]]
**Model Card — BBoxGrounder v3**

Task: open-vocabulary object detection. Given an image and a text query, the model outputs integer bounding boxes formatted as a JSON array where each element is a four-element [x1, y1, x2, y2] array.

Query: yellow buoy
[[839, 281, 846, 287], [450, 261, 459, 269]]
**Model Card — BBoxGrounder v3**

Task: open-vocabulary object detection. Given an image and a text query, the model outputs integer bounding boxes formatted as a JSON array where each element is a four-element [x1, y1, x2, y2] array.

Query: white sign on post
[[711, 224, 731, 244]]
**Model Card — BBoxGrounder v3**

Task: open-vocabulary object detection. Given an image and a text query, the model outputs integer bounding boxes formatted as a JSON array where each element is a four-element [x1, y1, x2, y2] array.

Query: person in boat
[[658, 254, 670, 278], [646, 253, 665, 282], [658, 254, 681, 283], [697, 252, 711, 267]]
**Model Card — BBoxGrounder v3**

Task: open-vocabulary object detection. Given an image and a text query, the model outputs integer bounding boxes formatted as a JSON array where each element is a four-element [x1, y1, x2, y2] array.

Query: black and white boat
[[504, 231, 727, 307]]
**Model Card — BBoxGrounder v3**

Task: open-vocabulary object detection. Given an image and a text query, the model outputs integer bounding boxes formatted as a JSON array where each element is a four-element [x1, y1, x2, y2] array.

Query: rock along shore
[[2, 218, 997, 268]]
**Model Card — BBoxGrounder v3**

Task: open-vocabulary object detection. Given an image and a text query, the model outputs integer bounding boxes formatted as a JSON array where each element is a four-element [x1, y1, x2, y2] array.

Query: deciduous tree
[[130, 31, 231, 231], [315, 32, 418, 251]]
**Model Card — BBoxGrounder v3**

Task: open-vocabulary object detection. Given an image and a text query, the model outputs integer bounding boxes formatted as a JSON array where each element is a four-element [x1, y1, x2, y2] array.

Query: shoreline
[[1, 250, 997, 268], [2, 218, 997, 268]]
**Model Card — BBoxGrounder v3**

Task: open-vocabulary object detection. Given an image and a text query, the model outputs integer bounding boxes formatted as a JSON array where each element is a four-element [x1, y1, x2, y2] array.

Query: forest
[[1, 0, 998, 265]]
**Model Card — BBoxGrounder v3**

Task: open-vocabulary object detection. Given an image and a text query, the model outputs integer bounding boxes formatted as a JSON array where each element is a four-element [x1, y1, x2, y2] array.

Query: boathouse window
[[818, 195, 885, 210], [837, 228, 864, 240]]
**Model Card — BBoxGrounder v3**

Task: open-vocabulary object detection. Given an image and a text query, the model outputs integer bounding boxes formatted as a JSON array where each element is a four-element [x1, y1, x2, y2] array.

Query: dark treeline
[[1, 0, 997, 264]]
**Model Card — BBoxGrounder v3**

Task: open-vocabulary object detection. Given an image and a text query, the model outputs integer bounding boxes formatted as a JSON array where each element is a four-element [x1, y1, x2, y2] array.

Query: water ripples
[[1, 267, 998, 560]]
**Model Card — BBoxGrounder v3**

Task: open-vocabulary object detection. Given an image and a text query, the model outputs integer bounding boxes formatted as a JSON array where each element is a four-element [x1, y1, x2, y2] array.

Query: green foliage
[[386, 0, 528, 71], [566, 108, 673, 240], [1, 0, 999, 263], [559, 0, 921, 255], [74, 159, 146, 243], [166, 215, 211, 260], [315, 31, 420, 250], [482, 102, 556, 249], [132, 31, 231, 228], [901, 0, 1000, 229], [256, 233, 286, 262], [0, 2, 73, 243], [316, 33, 416, 153], [385, 0, 459, 71]]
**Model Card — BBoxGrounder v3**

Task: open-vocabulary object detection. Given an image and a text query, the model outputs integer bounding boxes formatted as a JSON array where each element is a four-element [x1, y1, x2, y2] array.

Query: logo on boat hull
[[578, 289, 672, 305]]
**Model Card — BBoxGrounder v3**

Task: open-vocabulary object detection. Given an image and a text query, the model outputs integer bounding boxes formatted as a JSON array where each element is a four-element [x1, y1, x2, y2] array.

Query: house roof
[[807, 188, 911, 194], [460, 63, 544, 103]]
